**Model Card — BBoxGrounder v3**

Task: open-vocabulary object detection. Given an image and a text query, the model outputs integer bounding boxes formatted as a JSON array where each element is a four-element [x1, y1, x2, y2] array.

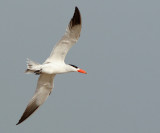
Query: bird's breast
[[41, 63, 67, 74]]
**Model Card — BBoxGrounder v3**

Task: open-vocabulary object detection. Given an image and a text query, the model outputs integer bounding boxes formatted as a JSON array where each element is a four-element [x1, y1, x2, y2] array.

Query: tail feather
[[26, 58, 40, 68], [25, 69, 34, 74], [25, 59, 41, 74]]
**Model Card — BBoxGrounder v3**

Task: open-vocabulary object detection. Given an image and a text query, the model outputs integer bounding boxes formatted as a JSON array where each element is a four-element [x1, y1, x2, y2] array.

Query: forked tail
[[25, 59, 42, 74]]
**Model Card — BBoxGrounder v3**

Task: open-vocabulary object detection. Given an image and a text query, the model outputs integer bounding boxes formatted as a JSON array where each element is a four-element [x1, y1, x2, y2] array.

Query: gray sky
[[0, 0, 160, 133]]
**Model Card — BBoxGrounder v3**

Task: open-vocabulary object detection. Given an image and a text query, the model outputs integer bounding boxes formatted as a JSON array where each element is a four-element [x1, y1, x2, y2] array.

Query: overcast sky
[[0, 0, 160, 133]]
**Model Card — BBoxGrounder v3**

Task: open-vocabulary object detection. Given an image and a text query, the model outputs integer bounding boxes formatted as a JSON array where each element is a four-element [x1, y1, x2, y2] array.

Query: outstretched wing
[[16, 74, 56, 125], [45, 7, 81, 63]]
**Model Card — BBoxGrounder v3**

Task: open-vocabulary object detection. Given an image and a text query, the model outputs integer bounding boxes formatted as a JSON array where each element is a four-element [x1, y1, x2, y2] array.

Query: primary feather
[[16, 74, 55, 125], [45, 7, 81, 63]]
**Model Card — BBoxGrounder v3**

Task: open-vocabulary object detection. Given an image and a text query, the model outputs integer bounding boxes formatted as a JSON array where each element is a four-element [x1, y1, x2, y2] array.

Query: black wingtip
[[16, 121, 20, 125], [16, 119, 22, 125], [74, 6, 81, 24], [69, 6, 81, 29], [16, 118, 23, 125], [16, 104, 39, 125], [75, 6, 78, 10]]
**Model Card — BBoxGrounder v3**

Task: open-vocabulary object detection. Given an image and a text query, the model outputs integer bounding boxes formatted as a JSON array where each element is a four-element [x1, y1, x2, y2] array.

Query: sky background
[[0, 0, 160, 133]]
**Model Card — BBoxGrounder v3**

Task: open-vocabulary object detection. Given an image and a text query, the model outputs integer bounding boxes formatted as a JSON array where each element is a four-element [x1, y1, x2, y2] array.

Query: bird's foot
[[34, 69, 42, 75]]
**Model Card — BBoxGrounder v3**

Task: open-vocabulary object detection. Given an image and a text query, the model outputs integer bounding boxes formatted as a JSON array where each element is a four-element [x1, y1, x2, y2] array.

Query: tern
[[16, 7, 86, 125]]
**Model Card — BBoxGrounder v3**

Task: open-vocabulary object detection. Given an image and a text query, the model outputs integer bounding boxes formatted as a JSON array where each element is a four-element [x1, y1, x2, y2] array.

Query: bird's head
[[69, 64, 87, 74]]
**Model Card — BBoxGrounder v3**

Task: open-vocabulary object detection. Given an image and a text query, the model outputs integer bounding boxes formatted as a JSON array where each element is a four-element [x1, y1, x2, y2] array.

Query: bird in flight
[[16, 7, 87, 125]]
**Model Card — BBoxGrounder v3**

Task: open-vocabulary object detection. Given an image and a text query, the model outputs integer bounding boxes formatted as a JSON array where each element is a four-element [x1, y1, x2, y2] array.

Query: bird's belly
[[41, 63, 66, 74]]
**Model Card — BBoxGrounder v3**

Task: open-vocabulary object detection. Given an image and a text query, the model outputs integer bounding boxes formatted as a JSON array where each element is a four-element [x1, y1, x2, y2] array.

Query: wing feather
[[45, 7, 81, 63], [16, 74, 55, 125]]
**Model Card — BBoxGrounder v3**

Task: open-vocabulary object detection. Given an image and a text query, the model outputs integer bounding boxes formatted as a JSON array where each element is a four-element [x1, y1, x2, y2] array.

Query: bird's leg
[[34, 69, 42, 75]]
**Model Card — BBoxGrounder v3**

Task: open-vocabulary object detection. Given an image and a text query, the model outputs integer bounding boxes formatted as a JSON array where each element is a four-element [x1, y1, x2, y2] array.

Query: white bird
[[16, 7, 87, 125]]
